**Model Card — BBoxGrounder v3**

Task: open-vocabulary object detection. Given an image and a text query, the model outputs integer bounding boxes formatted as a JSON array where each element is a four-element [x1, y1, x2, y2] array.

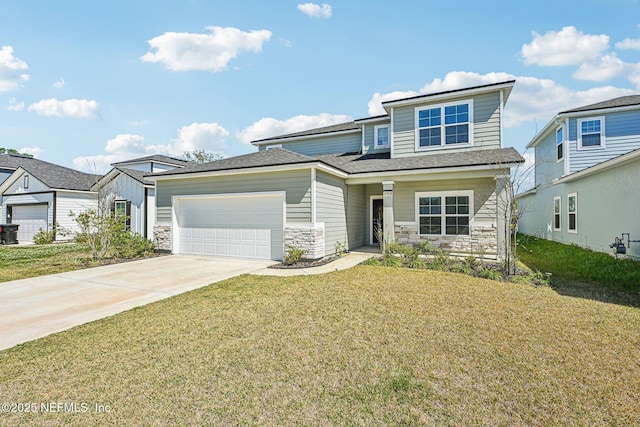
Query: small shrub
[[479, 267, 502, 281], [418, 240, 433, 254], [335, 241, 346, 257], [381, 254, 403, 267], [112, 232, 155, 258], [510, 275, 532, 285], [407, 258, 428, 269], [284, 246, 305, 265], [452, 264, 473, 275], [530, 270, 550, 286], [361, 257, 382, 266], [32, 227, 56, 245]]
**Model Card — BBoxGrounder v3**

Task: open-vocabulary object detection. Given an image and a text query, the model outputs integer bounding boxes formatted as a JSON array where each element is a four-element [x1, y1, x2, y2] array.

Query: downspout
[[52, 191, 57, 240], [311, 167, 316, 225], [143, 187, 148, 239], [500, 90, 504, 148]]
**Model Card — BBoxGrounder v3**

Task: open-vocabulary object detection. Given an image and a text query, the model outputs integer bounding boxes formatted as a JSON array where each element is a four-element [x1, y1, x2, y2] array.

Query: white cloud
[[366, 71, 636, 130], [521, 26, 609, 66], [53, 77, 65, 89], [141, 26, 272, 72], [236, 113, 352, 144], [615, 38, 640, 50], [0, 46, 29, 92], [27, 98, 100, 119], [73, 123, 229, 173], [297, 3, 332, 18], [6, 98, 24, 111], [149, 122, 229, 155], [572, 53, 631, 81]]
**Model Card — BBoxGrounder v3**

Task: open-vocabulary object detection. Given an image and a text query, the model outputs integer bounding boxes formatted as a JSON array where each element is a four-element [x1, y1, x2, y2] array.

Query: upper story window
[[416, 100, 472, 150], [23, 175, 29, 189], [577, 117, 605, 149], [374, 125, 389, 149], [556, 126, 564, 161]]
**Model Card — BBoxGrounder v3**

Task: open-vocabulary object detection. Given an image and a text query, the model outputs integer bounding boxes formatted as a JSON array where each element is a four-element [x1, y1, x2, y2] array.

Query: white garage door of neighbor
[[176, 194, 284, 260], [12, 204, 48, 242]]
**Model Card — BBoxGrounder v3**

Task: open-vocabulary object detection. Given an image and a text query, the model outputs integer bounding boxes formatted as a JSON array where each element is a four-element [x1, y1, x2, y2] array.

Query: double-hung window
[[567, 193, 577, 233], [417, 191, 472, 236], [553, 196, 561, 231], [556, 127, 564, 161], [374, 124, 389, 149], [416, 100, 472, 149], [577, 117, 604, 149]]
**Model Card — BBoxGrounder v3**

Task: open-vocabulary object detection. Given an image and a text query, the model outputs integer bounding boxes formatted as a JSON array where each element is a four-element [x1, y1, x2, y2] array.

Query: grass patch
[[517, 234, 640, 305], [0, 244, 90, 282], [1, 266, 638, 425]]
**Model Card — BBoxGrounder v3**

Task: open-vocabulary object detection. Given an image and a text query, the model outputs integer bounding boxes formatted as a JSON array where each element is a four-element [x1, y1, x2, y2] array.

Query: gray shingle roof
[[150, 148, 316, 177], [316, 147, 524, 174], [150, 147, 524, 178], [116, 167, 154, 186], [0, 154, 98, 191], [112, 154, 189, 167], [560, 95, 640, 114], [380, 80, 516, 107], [251, 121, 361, 144]]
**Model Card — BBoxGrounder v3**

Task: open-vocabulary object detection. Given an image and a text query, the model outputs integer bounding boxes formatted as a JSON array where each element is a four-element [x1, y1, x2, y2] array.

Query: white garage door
[[12, 204, 48, 242], [175, 193, 284, 260]]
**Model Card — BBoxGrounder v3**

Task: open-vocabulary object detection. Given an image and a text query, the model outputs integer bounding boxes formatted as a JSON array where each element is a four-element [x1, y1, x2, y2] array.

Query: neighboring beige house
[[148, 80, 524, 261]]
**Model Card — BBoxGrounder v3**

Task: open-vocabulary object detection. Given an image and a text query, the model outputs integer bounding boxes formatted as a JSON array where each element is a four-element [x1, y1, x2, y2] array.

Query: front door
[[371, 197, 383, 244]]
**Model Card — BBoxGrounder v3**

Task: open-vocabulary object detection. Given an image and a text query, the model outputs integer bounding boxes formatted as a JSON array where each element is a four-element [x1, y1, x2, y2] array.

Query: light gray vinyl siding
[[259, 132, 361, 156], [518, 155, 640, 259], [534, 129, 565, 186], [156, 170, 311, 224], [55, 191, 96, 238], [568, 110, 640, 174], [362, 122, 391, 155], [346, 184, 366, 249], [392, 92, 502, 158], [393, 177, 498, 224], [316, 170, 347, 254], [109, 173, 147, 236]]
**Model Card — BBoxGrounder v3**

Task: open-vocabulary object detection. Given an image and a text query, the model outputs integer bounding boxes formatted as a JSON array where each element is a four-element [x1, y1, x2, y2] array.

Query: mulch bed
[[268, 254, 341, 269]]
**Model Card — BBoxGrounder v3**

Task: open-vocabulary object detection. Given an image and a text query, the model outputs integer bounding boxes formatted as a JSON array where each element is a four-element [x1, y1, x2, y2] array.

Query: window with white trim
[[23, 175, 29, 189], [553, 196, 561, 231], [567, 193, 577, 233], [417, 191, 472, 236], [416, 100, 472, 150], [577, 117, 604, 149], [556, 126, 564, 161], [374, 124, 389, 148]]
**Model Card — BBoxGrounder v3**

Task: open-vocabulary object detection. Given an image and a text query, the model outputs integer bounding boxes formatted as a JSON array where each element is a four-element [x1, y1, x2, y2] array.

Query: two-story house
[[517, 95, 640, 259], [148, 80, 523, 261]]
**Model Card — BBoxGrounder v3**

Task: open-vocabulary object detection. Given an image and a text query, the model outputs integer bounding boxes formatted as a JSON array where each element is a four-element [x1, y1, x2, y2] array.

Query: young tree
[[179, 149, 222, 164]]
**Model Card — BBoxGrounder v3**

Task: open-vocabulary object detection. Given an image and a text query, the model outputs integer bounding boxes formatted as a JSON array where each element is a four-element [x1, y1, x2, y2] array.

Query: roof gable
[[0, 154, 97, 191]]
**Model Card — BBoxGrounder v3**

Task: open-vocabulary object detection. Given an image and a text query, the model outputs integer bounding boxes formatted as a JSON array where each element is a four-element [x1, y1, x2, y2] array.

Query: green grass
[[1, 266, 638, 425], [516, 234, 640, 306], [0, 244, 90, 282]]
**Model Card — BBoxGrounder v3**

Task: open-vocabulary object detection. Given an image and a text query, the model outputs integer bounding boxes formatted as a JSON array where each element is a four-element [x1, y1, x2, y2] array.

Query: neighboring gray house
[[148, 80, 524, 261], [93, 155, 188, 238], [518, 95, 640, 259], [0, 154, 98, 242]]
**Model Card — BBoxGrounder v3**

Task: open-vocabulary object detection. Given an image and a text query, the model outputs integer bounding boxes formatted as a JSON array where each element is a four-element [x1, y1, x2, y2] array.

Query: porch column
[[382, 180, 395, 248]]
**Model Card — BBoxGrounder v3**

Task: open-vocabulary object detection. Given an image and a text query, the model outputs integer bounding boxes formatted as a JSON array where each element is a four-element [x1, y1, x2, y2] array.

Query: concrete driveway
[[0, 255, 275, 351]]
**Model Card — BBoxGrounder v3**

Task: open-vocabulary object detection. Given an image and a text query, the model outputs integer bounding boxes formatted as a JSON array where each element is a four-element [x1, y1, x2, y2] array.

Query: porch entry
[[370, 196, 383, 244]]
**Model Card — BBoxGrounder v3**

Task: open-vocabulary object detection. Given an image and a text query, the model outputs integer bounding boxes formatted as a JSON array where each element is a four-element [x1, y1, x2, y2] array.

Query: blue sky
[[1, 0, 640, 172]]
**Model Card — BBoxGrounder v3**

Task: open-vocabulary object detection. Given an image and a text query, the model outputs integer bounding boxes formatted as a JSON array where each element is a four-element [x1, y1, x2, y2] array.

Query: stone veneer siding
[[284, 224, 325, 260], [153, 225, 172, 251], [395, 223, 499, 259]]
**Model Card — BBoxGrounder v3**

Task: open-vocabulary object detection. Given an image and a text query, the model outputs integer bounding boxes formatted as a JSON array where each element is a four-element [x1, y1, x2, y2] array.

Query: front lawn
[[1, 266, 638, 425], [0, 244, 89, 282]]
